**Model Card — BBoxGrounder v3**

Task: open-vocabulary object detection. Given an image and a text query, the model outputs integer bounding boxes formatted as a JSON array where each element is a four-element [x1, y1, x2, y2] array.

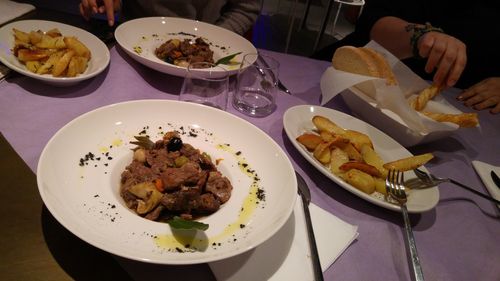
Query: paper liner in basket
[[320, 41, 462, 139]]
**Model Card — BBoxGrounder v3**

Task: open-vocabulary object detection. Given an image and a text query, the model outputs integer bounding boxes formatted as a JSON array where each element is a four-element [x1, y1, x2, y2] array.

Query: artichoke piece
[[128, 182, 163, 214]]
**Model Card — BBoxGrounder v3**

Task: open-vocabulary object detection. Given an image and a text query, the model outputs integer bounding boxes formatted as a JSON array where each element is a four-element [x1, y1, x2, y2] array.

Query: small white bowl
[[0, 20, 110, 86]]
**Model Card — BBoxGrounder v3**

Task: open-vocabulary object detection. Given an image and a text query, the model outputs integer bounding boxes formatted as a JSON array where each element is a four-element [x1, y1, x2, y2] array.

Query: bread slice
[[332, 46, 397, 85]]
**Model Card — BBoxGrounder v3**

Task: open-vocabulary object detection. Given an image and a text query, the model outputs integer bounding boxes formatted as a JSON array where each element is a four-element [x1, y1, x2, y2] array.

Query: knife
[[491, 171, 500, 189], [296, 172, 324, 281], [257, 52, 292, 95]]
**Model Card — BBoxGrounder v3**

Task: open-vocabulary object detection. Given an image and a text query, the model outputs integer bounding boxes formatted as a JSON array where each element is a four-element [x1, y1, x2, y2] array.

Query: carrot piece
[[153, 178, 164, 192]]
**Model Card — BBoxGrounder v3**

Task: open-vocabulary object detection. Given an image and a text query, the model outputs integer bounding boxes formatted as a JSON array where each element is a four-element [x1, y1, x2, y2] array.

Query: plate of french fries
[[283, 105, 439, 213], [0, 20, 110, 86]]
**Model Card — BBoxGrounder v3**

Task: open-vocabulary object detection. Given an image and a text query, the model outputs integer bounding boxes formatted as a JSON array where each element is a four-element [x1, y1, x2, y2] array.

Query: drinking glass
[[233, 53, 279, 117], [179, 62, 229, 110]]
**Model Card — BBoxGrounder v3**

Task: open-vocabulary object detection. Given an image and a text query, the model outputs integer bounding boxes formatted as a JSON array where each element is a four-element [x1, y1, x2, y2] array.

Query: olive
[[167, 137, 183, 151]]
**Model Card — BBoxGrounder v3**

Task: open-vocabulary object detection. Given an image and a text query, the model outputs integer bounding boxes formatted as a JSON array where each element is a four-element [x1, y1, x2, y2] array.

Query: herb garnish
[[167, 216, 209, 231], [130, 136, 155, 149], [215, 52, 242, 66]]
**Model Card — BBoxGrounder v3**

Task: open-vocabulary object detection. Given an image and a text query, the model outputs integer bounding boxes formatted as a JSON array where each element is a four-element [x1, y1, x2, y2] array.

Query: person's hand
[[458, 77, 500, 114], [79, 0, 121, 26], [418, 32, 467, 89]]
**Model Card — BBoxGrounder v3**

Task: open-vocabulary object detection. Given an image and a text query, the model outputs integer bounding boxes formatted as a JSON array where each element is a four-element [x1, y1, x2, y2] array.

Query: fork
[[386, 170, 425, 281], [414, 168, 500, 204]]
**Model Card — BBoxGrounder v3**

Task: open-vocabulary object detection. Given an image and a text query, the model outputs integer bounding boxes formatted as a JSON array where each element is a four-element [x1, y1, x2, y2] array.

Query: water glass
[[179, 62, 229, 110], [233, 53, 279, 117]]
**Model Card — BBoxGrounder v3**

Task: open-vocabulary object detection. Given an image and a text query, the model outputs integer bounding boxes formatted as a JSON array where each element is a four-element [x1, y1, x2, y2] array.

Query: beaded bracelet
[[406, 22, 444, 58]]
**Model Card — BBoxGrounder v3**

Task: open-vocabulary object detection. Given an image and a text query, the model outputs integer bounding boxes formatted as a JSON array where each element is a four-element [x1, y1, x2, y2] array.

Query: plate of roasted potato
[[284, 105, 439, 213], [0, 20, 110, 86]]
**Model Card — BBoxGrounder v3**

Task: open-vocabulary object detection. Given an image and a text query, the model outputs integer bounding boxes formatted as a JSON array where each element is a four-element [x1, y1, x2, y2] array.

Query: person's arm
[[215, 0, 261, 35], [370, 16, 467, 88]]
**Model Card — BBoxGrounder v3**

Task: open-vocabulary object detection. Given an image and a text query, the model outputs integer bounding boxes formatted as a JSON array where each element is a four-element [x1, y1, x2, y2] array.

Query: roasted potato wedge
[[361, 144, 388, 178], [344, 169, 375, 194], [344, 129, 373, 151], [52, 50, 75, 77], [312, 115, 345, 135], [67, 56, 88, 77], [313, 141, 332, 164], [35, 35, 66, 49], [383, 153, 434, 172], [64, 36, 91, 59], [12, 28, 30, 43], [330, 147, 349, 175], [339, 161, 382, 177], [296, 133, 323, 151], [12, 28, 91, 77]]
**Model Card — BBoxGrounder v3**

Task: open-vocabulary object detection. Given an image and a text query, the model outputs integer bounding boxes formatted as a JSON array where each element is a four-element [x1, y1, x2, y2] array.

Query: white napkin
[[0, 1, 35, 25], [472, 160, 500, 207], [320, 40, 462, 134], [209, 196, 359, 281]]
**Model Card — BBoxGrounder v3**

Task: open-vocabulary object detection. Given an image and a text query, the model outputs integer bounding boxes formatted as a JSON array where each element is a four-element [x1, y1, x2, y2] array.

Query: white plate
[[283, 105, 439, 213], [341, 87, 459, 147], [0, 20, 110, 86], [37, 100, 296, 264], [114, 17, 257, 78]]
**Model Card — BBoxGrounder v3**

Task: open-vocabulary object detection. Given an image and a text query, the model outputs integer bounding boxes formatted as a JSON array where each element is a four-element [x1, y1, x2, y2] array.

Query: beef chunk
[[205, 171, 233, 203]]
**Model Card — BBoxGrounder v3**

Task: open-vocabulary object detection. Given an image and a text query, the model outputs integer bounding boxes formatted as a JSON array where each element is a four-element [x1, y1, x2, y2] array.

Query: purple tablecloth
[[1, 45, 499, 281]]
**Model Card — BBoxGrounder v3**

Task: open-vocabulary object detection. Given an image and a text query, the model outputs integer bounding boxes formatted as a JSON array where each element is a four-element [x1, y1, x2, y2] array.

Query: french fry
[[383, 153, 434, 172]]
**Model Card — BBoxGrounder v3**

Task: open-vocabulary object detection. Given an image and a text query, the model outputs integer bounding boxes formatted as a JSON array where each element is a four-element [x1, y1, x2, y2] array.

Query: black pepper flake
[[242, 163, 248, 168], [185, 244, 190, 248], [240, 224, 245, 229], [175, 247, 184, 253], [107, 156, 113, 160], [94, 194, 99, 197], [236, 151, 242, 156], [256, 188, 266, 201], [104, 163, 108, 166], [139, 129, 146, 134], [189, 131, 198, 137]]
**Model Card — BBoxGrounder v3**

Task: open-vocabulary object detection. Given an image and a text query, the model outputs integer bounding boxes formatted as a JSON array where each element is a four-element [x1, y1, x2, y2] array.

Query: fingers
[[418, 33, 467, 88], [79, 0, 119, 25], [458, 78, 500, 113], [79, 0, 96, 21], [102, 0, 116, 26]]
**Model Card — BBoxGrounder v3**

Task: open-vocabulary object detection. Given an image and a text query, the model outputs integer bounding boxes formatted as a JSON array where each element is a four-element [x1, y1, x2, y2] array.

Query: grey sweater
[[121, 0, 262, 35]]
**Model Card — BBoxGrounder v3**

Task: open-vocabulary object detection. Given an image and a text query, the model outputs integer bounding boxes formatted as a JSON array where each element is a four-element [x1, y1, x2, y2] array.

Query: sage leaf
[[215, 52, 242, 66], [130, 136, 155, 150], [167, 216, 209, 231]]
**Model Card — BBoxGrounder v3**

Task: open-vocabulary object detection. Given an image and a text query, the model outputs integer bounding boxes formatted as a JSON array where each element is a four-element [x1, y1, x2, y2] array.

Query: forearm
[[370, 16, 420, 59]]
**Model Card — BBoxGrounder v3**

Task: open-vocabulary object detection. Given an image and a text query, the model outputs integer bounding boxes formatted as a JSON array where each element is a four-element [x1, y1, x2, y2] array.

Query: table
[[1, 9, 499, 281]]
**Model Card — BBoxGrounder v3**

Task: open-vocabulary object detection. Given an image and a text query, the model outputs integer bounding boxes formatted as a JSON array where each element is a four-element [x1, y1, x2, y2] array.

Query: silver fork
[[413, 168, 500, 204], [386, 170, 425, 281]]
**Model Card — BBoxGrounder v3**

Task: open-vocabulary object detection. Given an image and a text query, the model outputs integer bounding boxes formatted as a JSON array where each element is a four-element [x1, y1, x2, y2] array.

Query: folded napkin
[[0, 1, 35, 25], [209, 196, 359, 281], [472, 160, 500, 207]]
